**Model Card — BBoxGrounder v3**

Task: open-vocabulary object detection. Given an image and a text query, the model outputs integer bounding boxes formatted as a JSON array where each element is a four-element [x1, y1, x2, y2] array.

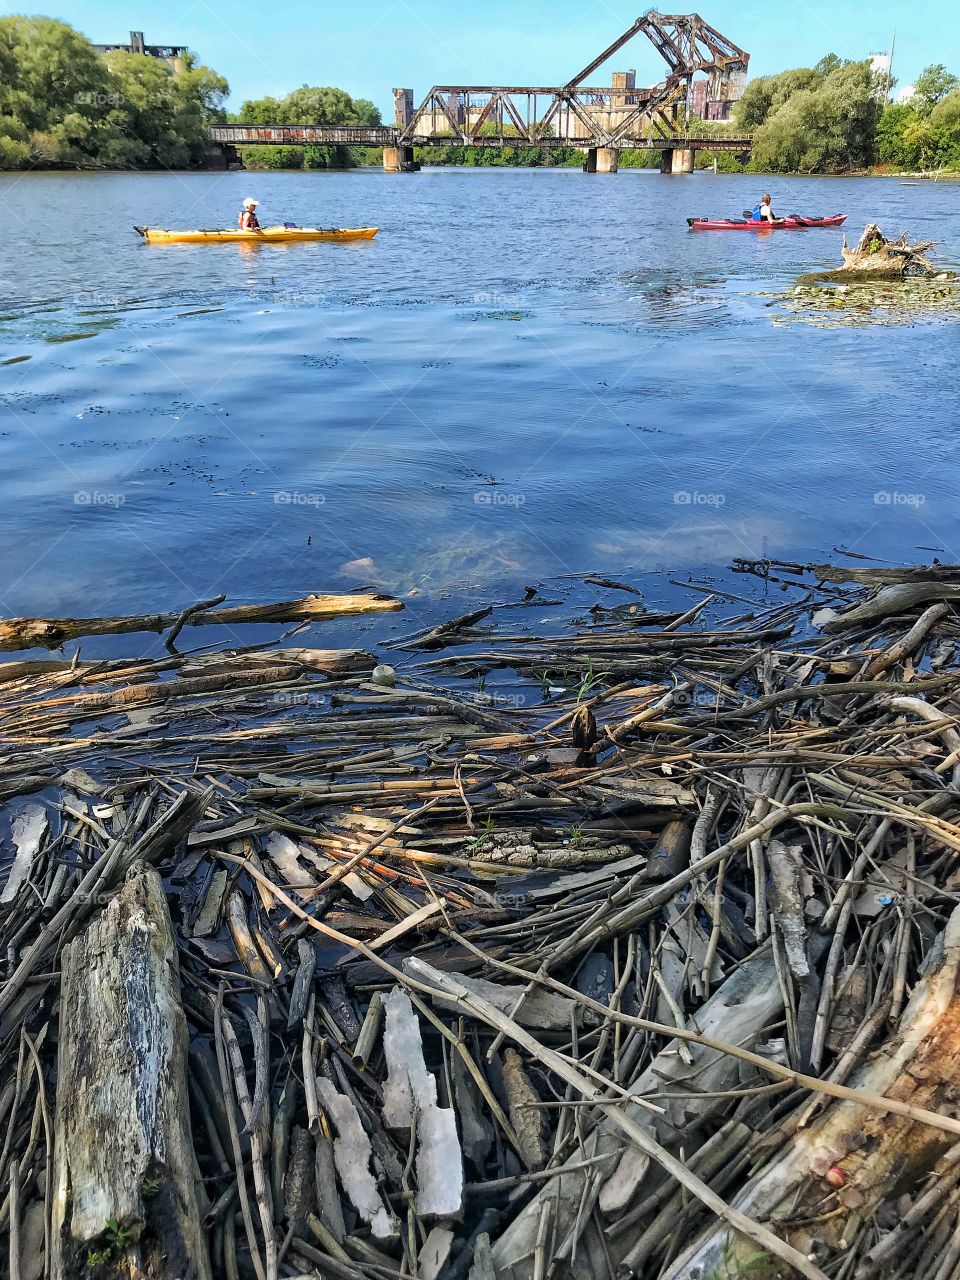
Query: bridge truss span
[[399, 10, 750, 152], [205, 11, 752, 172]]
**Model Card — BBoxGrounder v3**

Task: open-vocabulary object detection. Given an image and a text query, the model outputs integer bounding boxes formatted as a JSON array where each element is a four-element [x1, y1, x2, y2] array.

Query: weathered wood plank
[[52, 865, 211, 1280]]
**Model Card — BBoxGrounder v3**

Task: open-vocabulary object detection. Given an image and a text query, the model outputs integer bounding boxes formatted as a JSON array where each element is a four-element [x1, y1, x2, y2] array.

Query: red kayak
[[688, 214, 847, 231]]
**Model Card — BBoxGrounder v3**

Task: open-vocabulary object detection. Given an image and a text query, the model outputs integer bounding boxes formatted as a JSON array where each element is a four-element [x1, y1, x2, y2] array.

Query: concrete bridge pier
[[203, 143, 239, 171], [584, 146, 619, 174], [383, 145, 419, 173], [660, 147, 696, 174]]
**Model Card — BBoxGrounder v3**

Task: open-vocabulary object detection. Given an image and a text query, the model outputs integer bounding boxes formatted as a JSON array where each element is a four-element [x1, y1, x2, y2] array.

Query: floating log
[[51, 864, 211, 1280], [0, 591, 402, 652]]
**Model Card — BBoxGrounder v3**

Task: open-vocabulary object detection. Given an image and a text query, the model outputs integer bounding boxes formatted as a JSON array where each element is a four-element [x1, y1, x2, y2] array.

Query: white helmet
[[242, 197, 259, 209]]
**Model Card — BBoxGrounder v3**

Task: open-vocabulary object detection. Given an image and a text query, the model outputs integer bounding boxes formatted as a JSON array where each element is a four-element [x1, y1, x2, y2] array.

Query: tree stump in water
[[802, 223, 941, 284], [839, 223, 936, 277], [52, 864, 211, 1280]]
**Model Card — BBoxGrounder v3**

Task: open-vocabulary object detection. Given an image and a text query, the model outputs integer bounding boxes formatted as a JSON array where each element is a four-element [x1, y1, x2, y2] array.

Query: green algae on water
[[762, 277, 960, 329]]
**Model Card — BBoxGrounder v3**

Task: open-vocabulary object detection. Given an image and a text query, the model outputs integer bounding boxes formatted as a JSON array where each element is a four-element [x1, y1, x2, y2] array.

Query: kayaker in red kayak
[[752, 194, 776, 224]]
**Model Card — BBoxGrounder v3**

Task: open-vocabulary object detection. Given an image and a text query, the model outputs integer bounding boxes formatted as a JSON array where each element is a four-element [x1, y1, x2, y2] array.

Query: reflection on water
[[0, 167, 958, 632]]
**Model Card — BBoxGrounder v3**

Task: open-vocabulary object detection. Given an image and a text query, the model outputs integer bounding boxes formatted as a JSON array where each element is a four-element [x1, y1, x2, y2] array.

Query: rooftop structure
[[92, 31, 189, 70]]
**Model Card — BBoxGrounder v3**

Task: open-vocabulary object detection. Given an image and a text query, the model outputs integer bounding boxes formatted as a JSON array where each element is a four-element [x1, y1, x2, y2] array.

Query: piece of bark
[[314, 1130, 346, 1243], [767, 839, 810, 979], [181, 646, 376, 676], [315, 1077, 397, 1241], [51, 864, 211, 1280], [284, 1127, 315, 1227], [664, 902, 960, 1279], [502, 1049, 548, 1172], [0, 804, 47, 903], [381, 987, 464, 1218], [225, 890, 275, 984], [288, 938, 317, 1029], [452, 1053, 493, 1171], [468, 1232, 497, 1280], [191, 868, 228, 938], [419, 1225, 456, 1280], [824, 582, 960, 632], [0, 591, 402, 652], [642, 820, 692, 882]]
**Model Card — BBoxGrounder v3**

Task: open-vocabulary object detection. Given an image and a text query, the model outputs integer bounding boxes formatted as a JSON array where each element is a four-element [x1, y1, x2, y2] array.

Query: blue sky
[[40, 0, 955, 111]]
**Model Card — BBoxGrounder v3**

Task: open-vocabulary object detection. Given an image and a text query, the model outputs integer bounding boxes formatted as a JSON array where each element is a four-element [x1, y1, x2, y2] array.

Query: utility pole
[[884, 31, 896, 104]]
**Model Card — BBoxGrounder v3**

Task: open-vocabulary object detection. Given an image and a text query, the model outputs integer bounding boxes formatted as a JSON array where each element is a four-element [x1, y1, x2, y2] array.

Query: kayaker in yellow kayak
[[238, 198, 260, 231]]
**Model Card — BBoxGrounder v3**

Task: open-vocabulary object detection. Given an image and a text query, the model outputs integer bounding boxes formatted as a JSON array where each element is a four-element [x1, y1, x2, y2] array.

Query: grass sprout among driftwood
[[6, 565, 960, 1278]]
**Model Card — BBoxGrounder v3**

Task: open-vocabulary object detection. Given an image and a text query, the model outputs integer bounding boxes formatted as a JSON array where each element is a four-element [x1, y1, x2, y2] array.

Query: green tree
[[735, 68, 822, 130], [814, 53, 844, 79], [914, 64, 959, 111], [750, 61, 880, 172], [876, 102, 916, 166], [0, 22, 30, 167], [931, 89, 960, 133], [0, 16, 113, 165], [96, 51, 228, 168], [0, 17, 228, 171], [234, 85, 381, 169], [875, 82, 960, 170]]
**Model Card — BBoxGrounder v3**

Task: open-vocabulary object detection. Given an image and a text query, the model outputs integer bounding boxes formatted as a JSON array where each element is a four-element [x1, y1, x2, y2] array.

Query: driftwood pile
[[6, 565, 960, 1278]]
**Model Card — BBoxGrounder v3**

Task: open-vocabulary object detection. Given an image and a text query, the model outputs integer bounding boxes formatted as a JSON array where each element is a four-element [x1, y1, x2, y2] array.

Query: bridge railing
[[208, 123, 752, 152], [208, 124, 396, 146]]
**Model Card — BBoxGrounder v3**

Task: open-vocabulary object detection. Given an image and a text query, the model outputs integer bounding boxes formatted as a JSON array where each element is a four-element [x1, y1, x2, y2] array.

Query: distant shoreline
[[5, 163, 960, 180]]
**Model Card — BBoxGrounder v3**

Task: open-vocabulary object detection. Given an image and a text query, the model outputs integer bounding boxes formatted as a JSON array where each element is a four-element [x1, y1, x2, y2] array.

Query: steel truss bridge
[[208, 11, 752, 170]]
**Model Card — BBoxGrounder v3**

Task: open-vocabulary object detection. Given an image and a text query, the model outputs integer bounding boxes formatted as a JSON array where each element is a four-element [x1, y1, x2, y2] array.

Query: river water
[[0, 168, 957, 643]]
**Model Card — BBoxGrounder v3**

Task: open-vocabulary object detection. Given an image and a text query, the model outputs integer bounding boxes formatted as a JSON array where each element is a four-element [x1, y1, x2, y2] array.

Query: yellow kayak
[[134, 225, 378, 245]]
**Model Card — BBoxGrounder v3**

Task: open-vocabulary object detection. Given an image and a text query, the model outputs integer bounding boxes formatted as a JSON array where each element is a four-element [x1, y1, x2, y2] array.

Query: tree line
[[736, 55, 960, 173], [232, 88, 381, 169], [0, 18, 228, 170], [2, 18, 957, 176]]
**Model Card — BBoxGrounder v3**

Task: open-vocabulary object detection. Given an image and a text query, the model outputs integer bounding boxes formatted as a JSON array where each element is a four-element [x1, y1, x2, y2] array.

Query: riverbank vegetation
[[3, 17, 958, 178], [231, 87, 381, 169], [737, 55, 960, 173], [0, 17, 227, 170]]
